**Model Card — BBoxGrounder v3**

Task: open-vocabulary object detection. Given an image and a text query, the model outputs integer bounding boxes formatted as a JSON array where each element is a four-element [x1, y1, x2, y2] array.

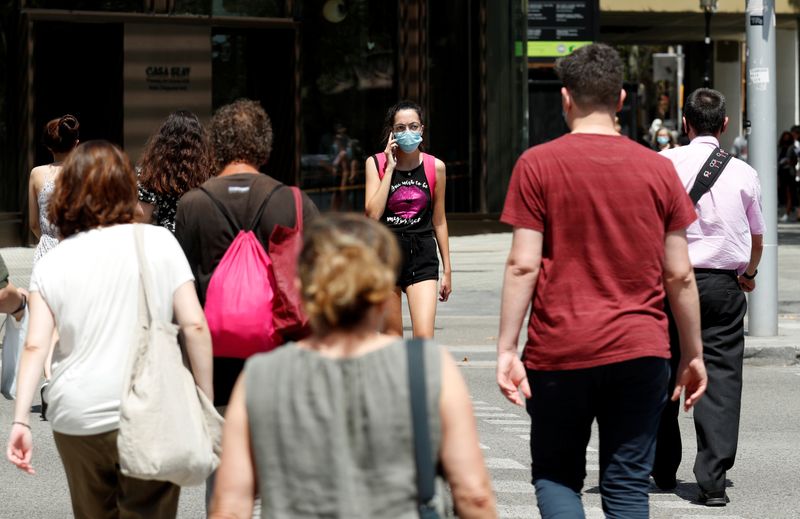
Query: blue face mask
[[394, 130, 423, 153], [657, 136, 670, 145]]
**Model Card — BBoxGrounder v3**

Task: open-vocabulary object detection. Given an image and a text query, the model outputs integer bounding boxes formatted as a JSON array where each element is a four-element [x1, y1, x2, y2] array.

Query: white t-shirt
[[30, 224, 194, 435]]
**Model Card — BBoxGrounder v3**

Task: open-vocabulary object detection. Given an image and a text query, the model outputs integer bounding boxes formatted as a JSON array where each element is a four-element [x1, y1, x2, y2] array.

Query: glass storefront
[[0, 0, 526, 245], [297, 0, 397, 212]]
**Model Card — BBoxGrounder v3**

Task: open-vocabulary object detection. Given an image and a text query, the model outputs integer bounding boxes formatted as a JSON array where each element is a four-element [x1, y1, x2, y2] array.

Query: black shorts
[[396, 232, 439, 290]]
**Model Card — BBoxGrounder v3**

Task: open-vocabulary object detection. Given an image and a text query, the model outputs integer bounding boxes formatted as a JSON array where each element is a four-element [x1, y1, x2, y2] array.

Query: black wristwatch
[[741, 269, 758, 280]]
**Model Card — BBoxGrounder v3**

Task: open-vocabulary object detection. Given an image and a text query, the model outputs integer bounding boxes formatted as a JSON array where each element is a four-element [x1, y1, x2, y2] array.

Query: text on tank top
[[373, 155, 434, 234]]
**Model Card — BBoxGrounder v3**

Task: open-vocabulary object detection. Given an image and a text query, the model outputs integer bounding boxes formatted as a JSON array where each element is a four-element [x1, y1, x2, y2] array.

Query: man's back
[[176, 174, 318, 305], [660, 136, 765, 272], [175, 173, 318, 405], [502, 133, 696, 370]]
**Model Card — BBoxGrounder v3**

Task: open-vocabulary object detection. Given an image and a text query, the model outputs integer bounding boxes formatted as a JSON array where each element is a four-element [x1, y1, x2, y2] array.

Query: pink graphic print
[[387, 185, 428, 219]]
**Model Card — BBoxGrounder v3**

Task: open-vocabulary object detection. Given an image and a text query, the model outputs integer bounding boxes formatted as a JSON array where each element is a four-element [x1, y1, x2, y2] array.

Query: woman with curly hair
[[136, 110, 214, 232]]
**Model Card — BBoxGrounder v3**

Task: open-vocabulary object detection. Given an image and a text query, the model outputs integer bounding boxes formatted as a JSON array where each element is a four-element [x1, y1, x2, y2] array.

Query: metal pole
[[704, 9, 713, 87], [677, 44, 684, 127], [746, 0, 778, 335]]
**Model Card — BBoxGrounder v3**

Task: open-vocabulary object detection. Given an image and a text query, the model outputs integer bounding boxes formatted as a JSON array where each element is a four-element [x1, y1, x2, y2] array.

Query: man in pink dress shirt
[[653, 88, 765, 507]]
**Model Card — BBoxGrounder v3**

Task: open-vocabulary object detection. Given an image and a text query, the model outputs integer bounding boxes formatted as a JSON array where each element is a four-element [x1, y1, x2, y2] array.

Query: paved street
[[1, 224, 800, 517]]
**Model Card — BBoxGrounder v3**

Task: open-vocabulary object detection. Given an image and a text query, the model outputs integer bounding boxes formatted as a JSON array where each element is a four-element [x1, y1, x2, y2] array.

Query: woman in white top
[[7, 141, 213, 518], [28, 114, 79, 263], [27, 114, 80, 396]]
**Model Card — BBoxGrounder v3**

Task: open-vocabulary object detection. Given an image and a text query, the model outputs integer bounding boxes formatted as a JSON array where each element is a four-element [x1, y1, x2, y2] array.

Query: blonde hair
[[299, 214, 400, 331]]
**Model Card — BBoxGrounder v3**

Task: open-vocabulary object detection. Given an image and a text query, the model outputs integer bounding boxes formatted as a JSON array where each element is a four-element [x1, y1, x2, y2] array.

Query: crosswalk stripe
[[447, 345, 496, 353], [497, 504, 539, 518], [484, 458, 527, 470], [474, 412, 522, 418], [485, 419, 530, 425], [585, 507, 606, 519], [492, 480, 532, 493], [472, 406, 505, 411], [457, 360, 495, 367], [672, 516, 744, 519], [654, 501, 710, 509], [502, 427, 530, 433]]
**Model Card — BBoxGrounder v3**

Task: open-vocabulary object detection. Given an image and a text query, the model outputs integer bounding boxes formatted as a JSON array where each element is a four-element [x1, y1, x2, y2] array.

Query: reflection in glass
[[24, 0, 143, 10], [299, 0, 396, 212], [211, 0, 283, 17]]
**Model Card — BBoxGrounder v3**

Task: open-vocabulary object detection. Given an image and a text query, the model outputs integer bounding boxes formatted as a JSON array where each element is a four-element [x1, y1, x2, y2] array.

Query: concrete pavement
[[1, 222, 799, 518], [5, 223, 800, 361]]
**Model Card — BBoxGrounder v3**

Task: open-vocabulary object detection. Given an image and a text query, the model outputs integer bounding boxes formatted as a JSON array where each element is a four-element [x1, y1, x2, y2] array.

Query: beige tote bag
[[118, 224, 223, 486]]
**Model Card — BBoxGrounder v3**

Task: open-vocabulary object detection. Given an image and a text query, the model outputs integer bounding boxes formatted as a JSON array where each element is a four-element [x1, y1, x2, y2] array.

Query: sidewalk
[[2, 226, 800, 364]]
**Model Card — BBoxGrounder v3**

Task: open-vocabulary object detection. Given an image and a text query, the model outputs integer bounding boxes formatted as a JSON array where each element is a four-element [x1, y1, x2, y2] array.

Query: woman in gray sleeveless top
[[209, 214, 495, 519]]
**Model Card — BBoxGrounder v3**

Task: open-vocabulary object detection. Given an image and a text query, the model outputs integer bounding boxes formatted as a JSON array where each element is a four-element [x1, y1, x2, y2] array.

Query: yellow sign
[[527, 41, 593, 58]]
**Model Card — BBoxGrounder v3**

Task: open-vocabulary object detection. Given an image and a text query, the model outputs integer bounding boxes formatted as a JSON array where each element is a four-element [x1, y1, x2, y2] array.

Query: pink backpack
[[200, 185, 286, 359], [374, 152, 437, 194]]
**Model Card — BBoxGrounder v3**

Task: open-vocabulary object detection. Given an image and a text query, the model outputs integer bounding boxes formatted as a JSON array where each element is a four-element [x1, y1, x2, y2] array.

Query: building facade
[[0, 0, 529, 245], [2, 1, 798, 246]]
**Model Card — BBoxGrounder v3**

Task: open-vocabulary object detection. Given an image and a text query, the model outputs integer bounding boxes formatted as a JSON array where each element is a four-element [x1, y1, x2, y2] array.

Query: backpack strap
[[199, 186, 238, 235], [406, 338, 437, 512], [374, 152, 437, 195], [200, 184, 283, 233], [374, 153, 388, 180], [247, 185, 284, 231], [422, 153, 436, 195], [289, 186, 303, 232], [689, 147, 733, 205]]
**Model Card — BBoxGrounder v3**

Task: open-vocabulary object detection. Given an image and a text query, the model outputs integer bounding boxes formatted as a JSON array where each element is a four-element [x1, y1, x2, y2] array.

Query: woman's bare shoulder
[[30, 164, 59, 183]]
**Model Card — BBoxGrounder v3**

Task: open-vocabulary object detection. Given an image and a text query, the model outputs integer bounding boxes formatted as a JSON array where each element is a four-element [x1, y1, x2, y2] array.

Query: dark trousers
[[653, 270, 747, 492], [526, 357, 669, 519], [53, 430, 180, 519]]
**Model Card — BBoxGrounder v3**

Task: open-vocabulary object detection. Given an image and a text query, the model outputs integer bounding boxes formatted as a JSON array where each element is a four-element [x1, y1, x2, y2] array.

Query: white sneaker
[[780, 213, 789, 222]]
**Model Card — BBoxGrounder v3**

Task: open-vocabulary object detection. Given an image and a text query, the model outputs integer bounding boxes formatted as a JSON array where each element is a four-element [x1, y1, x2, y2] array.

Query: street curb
[[743, 344, 799, 364]]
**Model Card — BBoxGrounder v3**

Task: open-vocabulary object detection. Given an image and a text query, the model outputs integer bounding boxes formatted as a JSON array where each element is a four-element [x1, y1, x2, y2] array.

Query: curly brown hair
[[138, 110, 213, 197], [209, 99, 273, 171], [49, 141, 137, 239], [299, 213, 400, 332]]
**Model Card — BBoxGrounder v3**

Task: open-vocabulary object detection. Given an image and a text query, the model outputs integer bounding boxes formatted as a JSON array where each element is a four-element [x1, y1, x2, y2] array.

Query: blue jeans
[[526, 356, 669, 518]]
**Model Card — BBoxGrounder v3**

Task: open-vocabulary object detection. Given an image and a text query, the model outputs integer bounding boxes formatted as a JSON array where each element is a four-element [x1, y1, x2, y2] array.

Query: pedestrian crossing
[[471, 397, 747, 519]]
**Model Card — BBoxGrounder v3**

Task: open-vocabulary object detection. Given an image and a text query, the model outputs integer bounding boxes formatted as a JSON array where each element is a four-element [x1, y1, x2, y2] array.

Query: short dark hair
[[209, 99, 273, 172], [684, 88, 726, 136], [555, 43, 623, 110], [49, 140, 137, 238]]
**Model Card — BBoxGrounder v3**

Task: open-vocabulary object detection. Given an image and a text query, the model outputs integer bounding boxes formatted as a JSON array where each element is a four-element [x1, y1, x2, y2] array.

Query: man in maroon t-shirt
[[496, 43, 708, 518]]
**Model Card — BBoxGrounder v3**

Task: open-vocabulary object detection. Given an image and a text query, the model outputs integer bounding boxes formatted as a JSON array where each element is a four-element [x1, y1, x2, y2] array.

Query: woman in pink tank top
[[364, 100, 452, 339]]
